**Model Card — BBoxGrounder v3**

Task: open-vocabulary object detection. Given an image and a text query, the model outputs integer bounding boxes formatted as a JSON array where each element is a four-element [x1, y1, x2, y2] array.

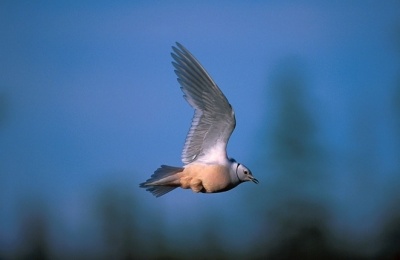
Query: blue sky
[[1, 1, 400, 256]]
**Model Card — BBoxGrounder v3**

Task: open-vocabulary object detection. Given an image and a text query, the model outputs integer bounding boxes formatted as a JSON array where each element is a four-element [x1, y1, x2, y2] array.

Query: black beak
[[250, 176, 259, 184]]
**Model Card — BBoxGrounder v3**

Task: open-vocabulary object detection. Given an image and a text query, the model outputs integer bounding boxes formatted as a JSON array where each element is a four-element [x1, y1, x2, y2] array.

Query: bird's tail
[[139, 165, 184, 197]]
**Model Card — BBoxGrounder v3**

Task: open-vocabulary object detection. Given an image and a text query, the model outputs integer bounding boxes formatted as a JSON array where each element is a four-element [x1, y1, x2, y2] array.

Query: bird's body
[[140, 43, 258, 197], [151, 164, 234, 193], [181, 163, 234, 193]]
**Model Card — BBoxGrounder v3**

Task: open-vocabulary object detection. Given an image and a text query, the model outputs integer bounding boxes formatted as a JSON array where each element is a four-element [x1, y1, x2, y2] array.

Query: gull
[[140, 42, 258, 197]]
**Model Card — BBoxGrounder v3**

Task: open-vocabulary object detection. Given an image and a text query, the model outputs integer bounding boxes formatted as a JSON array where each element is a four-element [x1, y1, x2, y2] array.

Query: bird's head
[[234, 162, 258, 184]]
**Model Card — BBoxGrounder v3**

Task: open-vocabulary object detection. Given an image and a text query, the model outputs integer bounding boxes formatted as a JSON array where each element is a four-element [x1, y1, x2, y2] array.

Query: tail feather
[[143, 186, 178, 197], [140, 165, 184, 197]]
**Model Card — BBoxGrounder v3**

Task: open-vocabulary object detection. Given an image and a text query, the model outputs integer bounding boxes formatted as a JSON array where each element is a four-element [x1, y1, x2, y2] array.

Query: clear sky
[[1, 1, 400, 257]]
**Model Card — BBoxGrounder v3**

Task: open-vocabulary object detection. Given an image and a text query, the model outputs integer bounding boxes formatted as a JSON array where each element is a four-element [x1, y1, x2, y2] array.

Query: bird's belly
[[181, 164, 232, 193]]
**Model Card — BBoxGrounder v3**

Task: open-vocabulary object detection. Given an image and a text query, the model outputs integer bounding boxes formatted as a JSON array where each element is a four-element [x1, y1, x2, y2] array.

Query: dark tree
[[256, 58, 333, 259]]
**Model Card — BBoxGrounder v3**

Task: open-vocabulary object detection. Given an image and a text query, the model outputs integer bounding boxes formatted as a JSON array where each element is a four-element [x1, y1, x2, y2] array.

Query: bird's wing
[[171, 42, 236, 165]]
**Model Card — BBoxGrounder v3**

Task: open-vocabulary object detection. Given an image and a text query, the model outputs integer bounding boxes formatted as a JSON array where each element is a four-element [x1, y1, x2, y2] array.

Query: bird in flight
[[140, 42, 258, 197]]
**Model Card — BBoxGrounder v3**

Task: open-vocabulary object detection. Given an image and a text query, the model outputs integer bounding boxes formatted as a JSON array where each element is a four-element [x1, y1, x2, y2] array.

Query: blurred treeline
[[1, 59, 400, 259]]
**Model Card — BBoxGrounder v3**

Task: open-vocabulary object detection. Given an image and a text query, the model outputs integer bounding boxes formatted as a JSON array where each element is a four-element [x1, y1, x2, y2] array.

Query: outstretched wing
[[171, 42, 236, 165]]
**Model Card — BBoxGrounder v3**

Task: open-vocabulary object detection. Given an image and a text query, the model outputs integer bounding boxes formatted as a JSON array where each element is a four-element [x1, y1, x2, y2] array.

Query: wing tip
[[175, 41, 183, 49]]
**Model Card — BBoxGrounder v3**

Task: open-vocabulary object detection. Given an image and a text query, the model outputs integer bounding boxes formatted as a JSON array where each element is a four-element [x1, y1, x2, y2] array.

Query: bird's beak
[[249, 175, 259, 184]]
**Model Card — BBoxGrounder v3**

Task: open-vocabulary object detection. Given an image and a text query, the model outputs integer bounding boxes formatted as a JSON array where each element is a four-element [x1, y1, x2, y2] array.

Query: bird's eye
[[244, 170, 248, 174]]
